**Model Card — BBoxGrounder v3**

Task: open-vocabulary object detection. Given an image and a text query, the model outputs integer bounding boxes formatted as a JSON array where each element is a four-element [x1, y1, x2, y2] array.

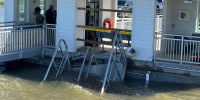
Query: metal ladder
[[101, 31, 127, 94], [76, 32, 127, 94], [42, 39, 70, 81], [77, 46, 95, 82]]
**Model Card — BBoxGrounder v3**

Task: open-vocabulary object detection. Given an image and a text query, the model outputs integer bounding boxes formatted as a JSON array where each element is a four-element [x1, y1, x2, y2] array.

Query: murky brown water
[[1, 61, 200, 100]]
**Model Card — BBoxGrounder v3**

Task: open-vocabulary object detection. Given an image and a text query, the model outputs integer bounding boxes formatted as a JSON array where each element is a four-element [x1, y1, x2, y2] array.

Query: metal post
[[42, 46, 58, 81], [45, 24, 48, 47], [77, 47, 90, 82], [153, 32, 157, 63], [41, 25, 45, 58], [85, 53, 94, 78], [101, 32, 118, 94], [180, 36, 184, 64]]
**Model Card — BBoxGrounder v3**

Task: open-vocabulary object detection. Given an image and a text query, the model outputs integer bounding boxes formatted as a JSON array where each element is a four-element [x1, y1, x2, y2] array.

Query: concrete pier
[[0, 62, 5, 74]]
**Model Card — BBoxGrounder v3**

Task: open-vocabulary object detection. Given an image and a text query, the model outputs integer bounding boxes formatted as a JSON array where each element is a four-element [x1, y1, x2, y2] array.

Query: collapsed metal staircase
[[76, 32, 127, 94], [101, 31, 127, 94], [42, 39, 70, 81], [42, 32, 127, 94]]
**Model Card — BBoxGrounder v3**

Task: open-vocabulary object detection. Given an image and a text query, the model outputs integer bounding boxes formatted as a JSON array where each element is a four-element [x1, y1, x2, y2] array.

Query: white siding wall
[[5, 0, 14, 22], [75, 0, 85, 50], [165, 0, 197, 35], [57, 0, 76, 52], [131, 0, 156, 61]]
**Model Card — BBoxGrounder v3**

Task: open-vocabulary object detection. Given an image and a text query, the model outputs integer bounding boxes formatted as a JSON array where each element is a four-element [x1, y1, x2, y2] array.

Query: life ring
[[103, 18, 112, 28], [103, 18, 117, 42]]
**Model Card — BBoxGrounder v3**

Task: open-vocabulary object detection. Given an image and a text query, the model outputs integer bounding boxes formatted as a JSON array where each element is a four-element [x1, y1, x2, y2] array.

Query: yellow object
[[0, 1, 4, 5], [85, 28, 131, 35]]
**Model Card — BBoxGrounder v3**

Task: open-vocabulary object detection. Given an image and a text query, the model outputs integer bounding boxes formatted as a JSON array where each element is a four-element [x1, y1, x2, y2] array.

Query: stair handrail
[[77, 46, 93, 82], [42, 39, 68, 81], [101, 31, 126, 94]]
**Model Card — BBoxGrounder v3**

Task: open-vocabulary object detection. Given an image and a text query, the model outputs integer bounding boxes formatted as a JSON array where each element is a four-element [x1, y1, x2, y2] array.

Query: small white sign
[[184, 0, 192, 3], [178, 10, 189, 21]]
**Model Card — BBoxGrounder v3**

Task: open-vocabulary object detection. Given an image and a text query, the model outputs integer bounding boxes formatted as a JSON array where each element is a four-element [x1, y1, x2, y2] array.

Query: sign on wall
[[178, 10, 189, 21]]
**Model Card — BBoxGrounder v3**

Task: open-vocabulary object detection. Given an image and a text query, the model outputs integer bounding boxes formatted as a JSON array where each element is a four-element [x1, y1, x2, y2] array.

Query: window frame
[[18, 0, 25, 22]]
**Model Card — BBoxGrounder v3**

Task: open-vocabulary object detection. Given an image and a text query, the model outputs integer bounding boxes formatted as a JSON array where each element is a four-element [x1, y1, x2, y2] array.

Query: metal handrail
[[0, 21, 15, 24], [0, 21, 15, 26], [0, 24, 56, 54], [101, 31, 127, 94], [156, 33, 200, 39], [154, 33, 200, 64], [77, 46, 94, 82], [42, 39, 70, 81], [45, 24, 56, 47], [0, 26, 45, 54]]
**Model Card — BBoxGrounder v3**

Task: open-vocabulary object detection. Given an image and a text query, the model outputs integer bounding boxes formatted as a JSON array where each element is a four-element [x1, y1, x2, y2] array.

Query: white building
[[2, 0, 200, 76]]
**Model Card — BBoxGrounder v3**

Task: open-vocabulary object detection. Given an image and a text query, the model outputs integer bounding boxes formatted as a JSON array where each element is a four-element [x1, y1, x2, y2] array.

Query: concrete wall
[[57, 0, 76, 52], [5, 0, 14, 22], [131, 0, 156, 61], [164, 0, 197, 35]]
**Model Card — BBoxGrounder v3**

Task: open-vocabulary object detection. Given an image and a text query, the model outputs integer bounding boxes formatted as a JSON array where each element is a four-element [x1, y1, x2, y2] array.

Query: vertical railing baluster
[[46, 25, 48, 47], [180, 36, 184, 64], [153, 32, 156, 63]]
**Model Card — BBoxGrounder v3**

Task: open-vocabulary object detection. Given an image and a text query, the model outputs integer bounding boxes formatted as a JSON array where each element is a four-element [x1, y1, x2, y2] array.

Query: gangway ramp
[[0, 24, 45, 62], [0, 48, 42, 63]]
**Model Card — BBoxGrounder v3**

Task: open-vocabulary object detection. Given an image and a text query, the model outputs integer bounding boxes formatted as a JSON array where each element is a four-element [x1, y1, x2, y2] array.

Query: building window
[[40, 0, 45, 15], [19, 0, 25, 22]]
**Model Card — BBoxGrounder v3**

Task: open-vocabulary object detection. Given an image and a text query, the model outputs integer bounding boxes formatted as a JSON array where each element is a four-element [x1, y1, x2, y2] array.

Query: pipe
[[146, 71, 150, 81], [145, 71, 150, 88]]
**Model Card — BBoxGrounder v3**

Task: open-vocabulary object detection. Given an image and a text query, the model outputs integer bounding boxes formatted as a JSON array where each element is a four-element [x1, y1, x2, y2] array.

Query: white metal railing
[[46, 24, 56, 48], [154, 33, 200, 64], [155, 15, 163, 33], [116, 18, 132, 30], [0, 24, 56, 55], [0, 25, 45, 54], [0, 26, 14, 33], [0, 21, 15, 26], [0, 22, 15, 33]]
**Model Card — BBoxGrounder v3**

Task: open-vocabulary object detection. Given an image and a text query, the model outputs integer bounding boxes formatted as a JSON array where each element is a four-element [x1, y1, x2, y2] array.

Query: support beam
[[57, 0, 76, 52], [131, 0, 156, 61], [4, 0, 14, 22]]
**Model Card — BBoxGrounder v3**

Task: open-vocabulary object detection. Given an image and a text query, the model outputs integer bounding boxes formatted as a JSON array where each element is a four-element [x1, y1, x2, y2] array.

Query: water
[[0, 61, 200, 100]]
